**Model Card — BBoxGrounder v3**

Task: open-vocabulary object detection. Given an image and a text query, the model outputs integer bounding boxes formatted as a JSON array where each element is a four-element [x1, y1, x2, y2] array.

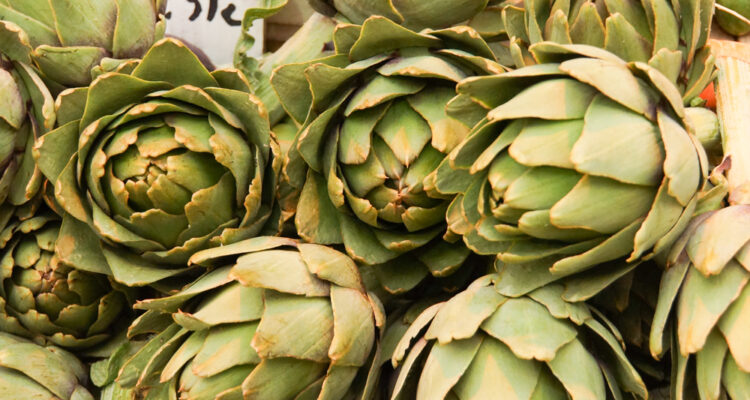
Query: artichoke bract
[[96, 237, 384, 400], [272, 16, 505, 292], [307, 0, 498, 31], [0, 205, 128, 349], [0, 331, 94, 400], [650, 206, 750, 399], [0, 21, 55, 218], [35, 38, 282, 288], [0, 0, 166, 92], [391, 275, 648, 399], [437, 43, 708, 297], [469, 0, 715, 104]]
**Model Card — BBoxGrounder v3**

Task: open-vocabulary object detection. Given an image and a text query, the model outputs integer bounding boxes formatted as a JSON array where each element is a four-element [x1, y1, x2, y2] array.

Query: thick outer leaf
[[677, 262, 748, 355], [425, 285, 504, 344], [481, 297, 577, 361], [417, 336, 483, 400], [252, 291, 333, 363]]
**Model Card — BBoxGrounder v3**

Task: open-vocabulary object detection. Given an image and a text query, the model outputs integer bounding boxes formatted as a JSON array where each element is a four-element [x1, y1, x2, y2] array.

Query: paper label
[[165, 0, 264, 67]]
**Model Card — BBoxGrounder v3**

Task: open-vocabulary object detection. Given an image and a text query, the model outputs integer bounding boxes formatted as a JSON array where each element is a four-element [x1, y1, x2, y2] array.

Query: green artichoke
[[437, 42, 708, 297], [391, 274, 648, 399], [0, 204, 129, 349], [272, 16, 505, 293], [0, 20, 55, 217], [469, 0, 715, 104], [0, 0, 166, 92], [0, 331, 94, 400], [94, 236, 384, 400], [307, 0, 500, 30], [35, 38, 282, 288], [649, 207, 750, 399]]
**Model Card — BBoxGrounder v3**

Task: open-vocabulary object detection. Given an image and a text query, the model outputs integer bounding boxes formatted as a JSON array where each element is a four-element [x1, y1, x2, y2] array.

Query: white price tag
[[165, 0, 264, 67]]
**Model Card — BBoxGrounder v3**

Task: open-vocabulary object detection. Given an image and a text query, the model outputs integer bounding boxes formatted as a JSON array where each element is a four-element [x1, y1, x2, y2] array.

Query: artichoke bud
[[651, 205, 750, 399], [0, 209, 129, 350], [35, 38, 283, 288], [438, 42, 709, 296], [272, 16, 505, 292], [102, 237, 384, 400], [391, 274, 648, 399], [0, 0, 166, 92]]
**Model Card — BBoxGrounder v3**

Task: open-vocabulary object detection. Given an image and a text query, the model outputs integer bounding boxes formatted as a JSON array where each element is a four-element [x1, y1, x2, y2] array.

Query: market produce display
[[1, 0, 750, 399]]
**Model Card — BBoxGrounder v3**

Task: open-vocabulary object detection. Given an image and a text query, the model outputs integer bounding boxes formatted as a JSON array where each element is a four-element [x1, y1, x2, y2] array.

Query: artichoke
[[0, 331, 94, 400], [649, 55, 750, 399], [469, 0, 715, 104], [0, 204, 129, 349], [35, 38, 282, 288], [437, 42, 708, 297], [0, 20, 55, 217], [0, 0, 166, 92], [307, 0, 499, 30], [391, 274, 648, 399], [95, 236, 384, 400], [650, 206, 750, 399], [272, 16, 505, 292]]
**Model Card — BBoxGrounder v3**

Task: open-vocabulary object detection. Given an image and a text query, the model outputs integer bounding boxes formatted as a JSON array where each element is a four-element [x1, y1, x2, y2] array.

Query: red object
[[700, 82, 717, 109]]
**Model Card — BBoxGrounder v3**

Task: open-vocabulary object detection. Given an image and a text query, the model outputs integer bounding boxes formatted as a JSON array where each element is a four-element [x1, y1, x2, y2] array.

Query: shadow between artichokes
[[93, 236, 385, 400], [0, 20, 55, 220], [389, 274, 648, 399], [34, 38, 283, 289], [0, 0, 166, 93], [0, 331, 95, 400], [272, 16, 506, 293], [467, 0, 715, 105], [435, 42, 709, 299]]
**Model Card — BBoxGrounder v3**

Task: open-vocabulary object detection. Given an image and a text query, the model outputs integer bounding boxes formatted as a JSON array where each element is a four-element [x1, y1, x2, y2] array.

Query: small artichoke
[[0, 205, 128, 349], [391, 274, 648, 399], [650, 206, 750, 399], [0, 331, 94, 400], [96, 237, 384, 400], [273, 16, 505, 292], [438, 43, 708, 296], [0, 21, 55, 215], [35, 38, 282, 288], [470, 0, 715, 103], [0, 0, 166, 92], [308, 0, 499, 30]]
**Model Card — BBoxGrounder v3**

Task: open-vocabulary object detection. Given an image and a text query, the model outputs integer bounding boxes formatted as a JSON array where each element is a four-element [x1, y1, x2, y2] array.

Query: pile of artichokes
[[2, 0, 749, 399]]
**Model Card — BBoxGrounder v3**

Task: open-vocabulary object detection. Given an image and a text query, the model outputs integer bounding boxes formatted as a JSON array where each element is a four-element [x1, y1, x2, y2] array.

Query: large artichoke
[[0, 20, 55, 217], [94, 237, 384, 400], [0, 204, 129, 349], [0, 331, 94, 400], [35, 38, 282, 288], [390, 274, 648, 399], [307, 0, 500, 30], [272, 16, 505, 292], [0, 0, 166, 92], [436, 42, 708, 297], [469, 0, 715, 104]]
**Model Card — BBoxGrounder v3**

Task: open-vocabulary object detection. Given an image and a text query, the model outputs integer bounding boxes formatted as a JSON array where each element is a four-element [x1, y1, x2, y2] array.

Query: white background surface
[[165, 0, 264, 67]]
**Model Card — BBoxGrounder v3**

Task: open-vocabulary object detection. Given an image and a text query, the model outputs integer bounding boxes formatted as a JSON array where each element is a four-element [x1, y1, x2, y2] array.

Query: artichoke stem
[[715, 49, 750, 205]]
